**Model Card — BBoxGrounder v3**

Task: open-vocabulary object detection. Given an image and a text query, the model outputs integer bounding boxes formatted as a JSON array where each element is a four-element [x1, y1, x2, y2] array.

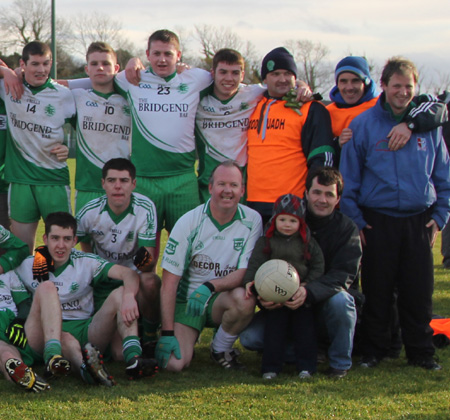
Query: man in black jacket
[[240, 166, 362, 378]]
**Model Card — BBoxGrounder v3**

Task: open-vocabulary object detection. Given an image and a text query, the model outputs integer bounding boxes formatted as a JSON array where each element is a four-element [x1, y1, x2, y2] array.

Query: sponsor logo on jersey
[[126, 231, 135, 242], [202, 105, 215, 113], [139, 83, 153, 89], [248, 118, 285, 130], [82, 119, 131, 135], [10, 116, 53, 136], [86, 101, 99, 107], [92, 230, 104, 236], [191, 254, 237, 277], [195, 241, 204, 251], [233, 238, 244, 251], [239, 102, 249, 111], [61, 299, 82, 311], [138, 103, 189, 113], [202, 118, 249, 130], [123, 105, 131, 116], [212, 235, 225, 240], [165, 238, 179, 255]]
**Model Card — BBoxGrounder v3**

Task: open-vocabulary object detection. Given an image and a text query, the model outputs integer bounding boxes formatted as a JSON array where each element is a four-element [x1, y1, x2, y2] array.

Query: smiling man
[[76, 158, 160, 352], [240, 166, 362, 378], [340, 57, 450, 371], [246, 47, 335, 224], [0, 41, 75, 252], [156, 160, 262, 372]]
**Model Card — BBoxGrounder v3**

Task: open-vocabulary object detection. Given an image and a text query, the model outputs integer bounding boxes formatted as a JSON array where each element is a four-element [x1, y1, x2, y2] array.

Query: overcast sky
[[54, 0, 450, 86]]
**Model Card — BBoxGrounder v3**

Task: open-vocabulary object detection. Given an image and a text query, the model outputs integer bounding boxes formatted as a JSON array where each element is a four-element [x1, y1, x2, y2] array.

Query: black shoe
[[126, 356, 158, 380], [359, 356, 380, 368], [210, 347, 246, 370], [408, 357, 442, 371], [326, 367, 348, 378]]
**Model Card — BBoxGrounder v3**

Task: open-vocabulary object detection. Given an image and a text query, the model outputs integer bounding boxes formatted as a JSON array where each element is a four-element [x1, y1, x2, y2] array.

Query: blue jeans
[[239, 291, 356, 371]]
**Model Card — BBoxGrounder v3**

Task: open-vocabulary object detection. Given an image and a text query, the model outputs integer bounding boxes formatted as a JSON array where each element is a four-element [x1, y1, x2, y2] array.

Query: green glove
[[6, 318, 28, 349], [155, 334, 181, 369], [186, 283, 214, 317]]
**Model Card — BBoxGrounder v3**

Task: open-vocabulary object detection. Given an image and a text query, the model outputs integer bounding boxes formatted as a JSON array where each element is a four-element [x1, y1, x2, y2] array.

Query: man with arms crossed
[[0, 41, 74, 252], [241, 166, 362, 378], [156, 161, 262, 371]]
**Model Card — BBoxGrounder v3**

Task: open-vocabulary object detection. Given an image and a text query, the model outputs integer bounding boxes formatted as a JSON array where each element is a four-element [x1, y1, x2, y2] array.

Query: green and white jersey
[[161, 201, 262, 301], [76, 193, 157, 269], [15, 251, 113, 320], [0, 79, 75, 185], [0, 270, 30, 316], [72, 89, 131, 192], [0, 224, 29, 272], [114, 68, 212, 177], [195, 84, 265, 169]]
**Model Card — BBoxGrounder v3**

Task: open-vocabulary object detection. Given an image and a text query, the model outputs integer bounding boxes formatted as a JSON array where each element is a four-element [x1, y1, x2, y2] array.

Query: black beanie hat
[[261, 47, 297, 81]]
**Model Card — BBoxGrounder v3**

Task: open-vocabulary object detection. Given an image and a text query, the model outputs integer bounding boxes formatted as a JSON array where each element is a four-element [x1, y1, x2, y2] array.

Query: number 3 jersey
[[0, 79, 75, 185], [72, 89, 131, 192], [76, 193, 157, 270], [114, 68, 211, 177], [161, 201, 262, 302]]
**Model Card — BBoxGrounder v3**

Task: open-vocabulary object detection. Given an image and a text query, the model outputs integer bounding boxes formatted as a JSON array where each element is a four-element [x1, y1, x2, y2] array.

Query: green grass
[[4, 160, 450, 419]]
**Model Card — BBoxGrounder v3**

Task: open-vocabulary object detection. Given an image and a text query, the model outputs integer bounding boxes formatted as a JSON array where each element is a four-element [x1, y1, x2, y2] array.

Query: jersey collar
[[205, 200, 243, 231], [146, 67, 177, 82], [91, 89, 115, 99], [103, 195, 135, 224], [52, 252, 75, 276], [24, 77, 56, 94]]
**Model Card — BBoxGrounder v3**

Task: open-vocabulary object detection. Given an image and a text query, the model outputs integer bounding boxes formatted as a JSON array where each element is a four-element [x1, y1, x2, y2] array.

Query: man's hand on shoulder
[[388, 122, 412, 151], [0, 66, 24, 100], [125, 57, 145, 86]]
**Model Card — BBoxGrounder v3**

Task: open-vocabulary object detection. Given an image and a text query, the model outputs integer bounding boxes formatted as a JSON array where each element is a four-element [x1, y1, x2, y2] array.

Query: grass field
[[2, 159, 450, 419]]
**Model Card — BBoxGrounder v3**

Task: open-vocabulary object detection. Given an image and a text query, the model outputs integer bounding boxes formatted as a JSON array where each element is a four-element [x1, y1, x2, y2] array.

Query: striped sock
[[43, 339, 62, 364], [122, 336, 142, 363]]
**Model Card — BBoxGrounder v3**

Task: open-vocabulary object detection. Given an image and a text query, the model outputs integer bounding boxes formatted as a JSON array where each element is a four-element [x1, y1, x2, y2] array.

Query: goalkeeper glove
[[33, 246, 54, 282], [6, 318, 27, 349], [133, 246, 154, 272], [155, 332, 181, 369], [186, 282, 215, 317]]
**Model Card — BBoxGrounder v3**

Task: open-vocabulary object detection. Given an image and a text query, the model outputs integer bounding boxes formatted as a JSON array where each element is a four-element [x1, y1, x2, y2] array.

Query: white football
[[254, 259, 300, 303]]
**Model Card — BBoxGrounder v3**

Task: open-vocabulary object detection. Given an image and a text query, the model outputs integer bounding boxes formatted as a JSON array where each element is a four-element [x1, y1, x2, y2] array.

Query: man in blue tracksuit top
[[340, 56, 450, 371]]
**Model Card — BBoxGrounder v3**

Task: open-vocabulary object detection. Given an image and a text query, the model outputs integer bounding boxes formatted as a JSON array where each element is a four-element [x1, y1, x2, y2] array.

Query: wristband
[[161, 330, 174, 336], [203, 281, 215, 293]]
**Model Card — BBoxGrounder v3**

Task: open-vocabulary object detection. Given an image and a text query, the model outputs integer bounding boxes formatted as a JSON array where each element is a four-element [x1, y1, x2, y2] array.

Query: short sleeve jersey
[[195, 84, 265, 168], [114, 68, 212, 177], [0, 79, 75, 185], [161, 201, 262, 301], [15, 251, 113, 320], [0, 224, 29, 272], [76, 193, 157, 270], [72, 89, 131, 192], [0, 271, 30, 316]]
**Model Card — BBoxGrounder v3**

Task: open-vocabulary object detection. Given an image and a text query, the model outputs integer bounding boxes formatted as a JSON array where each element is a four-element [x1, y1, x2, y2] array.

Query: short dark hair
[[212, 49, 245, 71], [102, 158, 136, 180], [147, 29, 180, 52], [209, 160, 243, 185], [86, 42, 117, 63], [44, 212, 77, 236], [381, 56, 418, 86], [22, 41, 52, 63], [305, 167, 344, 197]]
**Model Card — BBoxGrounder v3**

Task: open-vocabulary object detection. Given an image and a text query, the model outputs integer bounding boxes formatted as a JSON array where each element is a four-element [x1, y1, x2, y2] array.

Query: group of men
[[0, 26, 448, 393]]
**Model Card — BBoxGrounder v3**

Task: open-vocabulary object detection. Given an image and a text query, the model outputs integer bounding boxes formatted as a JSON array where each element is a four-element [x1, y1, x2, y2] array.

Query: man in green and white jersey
[[157, 161, 262, 372], [0, 41, 75, 253], [0, 96, 10, 229], [116, 29, 212, 233], [195, 49, 265, 202], [76, 158, 160, 347], [69, 42, 131, 213], [16, 212, 158, 384]]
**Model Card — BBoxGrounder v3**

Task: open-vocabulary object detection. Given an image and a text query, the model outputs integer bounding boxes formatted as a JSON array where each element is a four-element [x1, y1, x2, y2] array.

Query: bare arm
[[107, 264, 140, 326], [80, 242, 93, 253], [206, 268, 247, 293], [160, 269, 181, 331]]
